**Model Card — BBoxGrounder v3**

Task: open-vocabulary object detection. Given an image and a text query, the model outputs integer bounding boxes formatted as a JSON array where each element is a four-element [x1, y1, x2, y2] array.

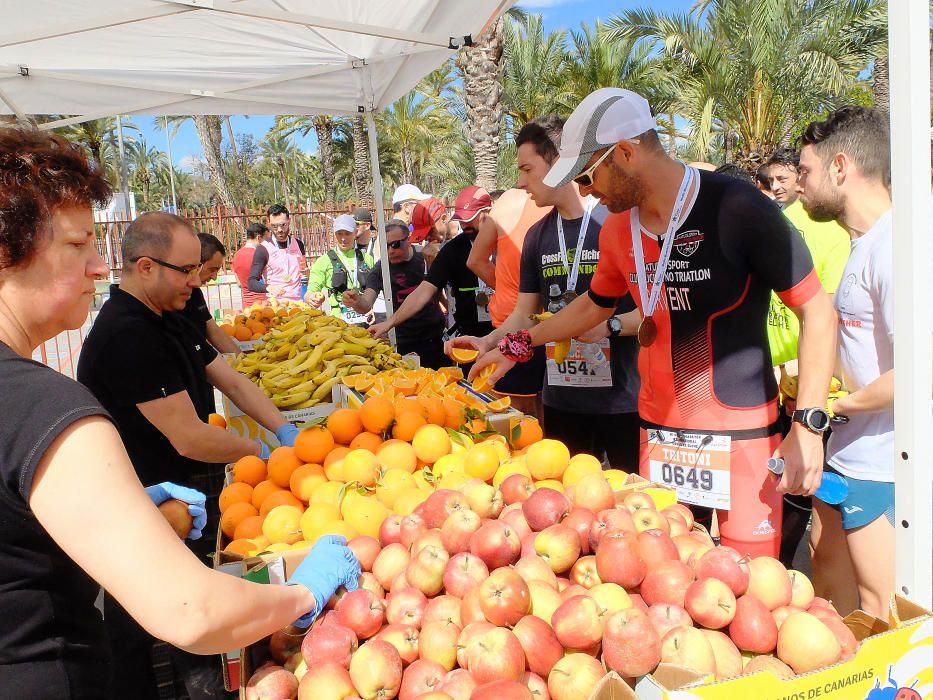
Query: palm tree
[[381, 92, 437, 185], [260, 133, 298, 207], [351, 116, 372, 207], [56, 117, 138, 183], [193, 115, 236, 208], [501, 15, 568, 127], [271, 115, 337, 204], [127, 139, 169, 209]]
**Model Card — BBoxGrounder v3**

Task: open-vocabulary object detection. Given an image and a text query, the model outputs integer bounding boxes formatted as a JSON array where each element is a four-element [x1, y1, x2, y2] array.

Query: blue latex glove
[[255, 439, 271, 460], [287, 535, 361, 627], [145, 482, 207, 540], [275, 423, 300, 447]]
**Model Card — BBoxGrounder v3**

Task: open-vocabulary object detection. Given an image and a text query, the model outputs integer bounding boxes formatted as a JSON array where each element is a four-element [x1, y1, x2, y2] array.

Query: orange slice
[[450, 347, 480, 364], [471, 363, 496, 394], [486, 396, 511, 413]]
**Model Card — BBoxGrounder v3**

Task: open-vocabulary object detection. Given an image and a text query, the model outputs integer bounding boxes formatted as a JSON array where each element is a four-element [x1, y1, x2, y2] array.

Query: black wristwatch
[[792, 407, 831, 434], [606, 316, 622, 337]]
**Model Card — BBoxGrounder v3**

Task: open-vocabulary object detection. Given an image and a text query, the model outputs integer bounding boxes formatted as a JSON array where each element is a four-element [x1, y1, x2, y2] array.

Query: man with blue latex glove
[[144, 482, 208, 540], [287, 535, 361, 626], [255, 439, 271, 460], [275, 423, 300, 447]]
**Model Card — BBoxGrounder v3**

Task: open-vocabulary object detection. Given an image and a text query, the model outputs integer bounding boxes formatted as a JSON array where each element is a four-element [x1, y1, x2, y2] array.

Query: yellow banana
[[287, 397, 320, 410], [313, 361, 338, 386], [271, 391, 313, 408], [312, 376, 341, 401], [553, 339, 572, 365], [342, 330, 379, 347], [530, 311, 554, 322], [779, 365, 798, 400], [323, 347, 346, 361], [339, 343, 370, 356]]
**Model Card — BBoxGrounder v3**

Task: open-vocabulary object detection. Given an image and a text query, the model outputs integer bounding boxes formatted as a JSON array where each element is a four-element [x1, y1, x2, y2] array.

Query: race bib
[[545, 339, 612, 387], [340, 306, 369, 326], [477, 303, 490, 323], [646, 430, 732, 510]]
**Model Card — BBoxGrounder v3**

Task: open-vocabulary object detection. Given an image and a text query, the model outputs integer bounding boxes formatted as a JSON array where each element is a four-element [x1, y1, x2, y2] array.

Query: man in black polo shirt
[[369, 186, 495, 344], [178, 233, 239, 357], [78, 211, 299, 700]]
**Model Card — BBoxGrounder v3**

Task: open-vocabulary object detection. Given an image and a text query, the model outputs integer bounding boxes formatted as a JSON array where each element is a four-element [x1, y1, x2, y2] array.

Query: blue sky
[[138, 0, 693, 170]]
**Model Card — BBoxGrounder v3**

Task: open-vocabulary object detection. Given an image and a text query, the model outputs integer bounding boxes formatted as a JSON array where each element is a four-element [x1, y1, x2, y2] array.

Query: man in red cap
[[370, 186, 495, 345], [410, 197, 449, 269]]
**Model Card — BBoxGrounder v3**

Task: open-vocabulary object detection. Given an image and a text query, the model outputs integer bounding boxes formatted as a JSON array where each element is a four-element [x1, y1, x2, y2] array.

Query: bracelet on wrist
[[496, 330, 535, 363]]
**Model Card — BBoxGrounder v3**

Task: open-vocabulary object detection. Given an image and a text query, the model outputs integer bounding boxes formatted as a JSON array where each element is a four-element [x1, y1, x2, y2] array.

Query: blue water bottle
[[767, 458, 849, 505]]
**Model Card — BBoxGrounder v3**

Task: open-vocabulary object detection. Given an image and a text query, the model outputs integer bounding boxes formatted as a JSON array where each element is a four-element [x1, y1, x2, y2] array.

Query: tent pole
[[115, 114, 132, 217], [889, 0, 932, 609], [164, 122, 178, 211], [366, 110, 397, 349]]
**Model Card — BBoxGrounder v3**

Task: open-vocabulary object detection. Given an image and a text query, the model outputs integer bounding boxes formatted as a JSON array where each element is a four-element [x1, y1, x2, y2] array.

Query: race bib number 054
[[646, 430, 731, 510], [545, 339, 612, 388]]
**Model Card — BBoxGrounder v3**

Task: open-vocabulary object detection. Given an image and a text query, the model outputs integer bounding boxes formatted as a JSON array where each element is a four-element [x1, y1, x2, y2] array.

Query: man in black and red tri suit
[[469, 88, 838, 558]]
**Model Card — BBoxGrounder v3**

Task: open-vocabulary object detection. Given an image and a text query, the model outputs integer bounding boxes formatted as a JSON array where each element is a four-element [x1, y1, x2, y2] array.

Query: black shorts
[[493, 346, 546, 397], [543, 406, 640, 471]]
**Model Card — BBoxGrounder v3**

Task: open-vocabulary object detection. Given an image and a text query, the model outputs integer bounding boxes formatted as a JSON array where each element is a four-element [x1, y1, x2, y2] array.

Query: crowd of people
[[0, 84, 922, 699]]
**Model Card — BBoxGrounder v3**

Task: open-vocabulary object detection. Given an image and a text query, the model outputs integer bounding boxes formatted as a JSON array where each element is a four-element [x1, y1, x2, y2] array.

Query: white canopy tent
[[0, 0, 930, 607]]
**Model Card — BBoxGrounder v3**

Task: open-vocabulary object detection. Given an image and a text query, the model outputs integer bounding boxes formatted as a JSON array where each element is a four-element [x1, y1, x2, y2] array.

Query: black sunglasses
[[128, 255, 201, 276], [388, 237, 409, 250]]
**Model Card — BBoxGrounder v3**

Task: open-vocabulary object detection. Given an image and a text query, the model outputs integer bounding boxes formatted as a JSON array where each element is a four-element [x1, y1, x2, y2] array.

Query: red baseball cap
[[452, 185, 492, 223], [409, 197, 446, 243]]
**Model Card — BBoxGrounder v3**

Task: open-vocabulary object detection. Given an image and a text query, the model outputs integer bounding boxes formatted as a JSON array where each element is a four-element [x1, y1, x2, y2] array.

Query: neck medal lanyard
[[556, 196, 596, 306], [631, 165, 696, 347]]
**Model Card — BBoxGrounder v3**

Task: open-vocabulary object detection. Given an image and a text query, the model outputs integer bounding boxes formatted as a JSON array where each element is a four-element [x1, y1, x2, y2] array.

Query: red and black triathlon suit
[[588, 169, 821, 557]]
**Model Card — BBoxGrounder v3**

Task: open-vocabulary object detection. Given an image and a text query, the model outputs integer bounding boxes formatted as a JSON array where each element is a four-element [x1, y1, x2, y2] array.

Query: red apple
[[646, 604, 692, 640], [348, 536, 382, 572], [586, 582, 632, 620], [460, 588, 487, 626], [534, 524, 581, 573], [666, 517, 689, 538], [640, 559, 695, 607], [456, 621, 495, 668], [499, 506, 533, 541], [439, 510, 482, 555], [634, 529, 679, 571], [424, 595, 462, 627], [512, 615, 563, 678], [602, 607, 661, 677], [412, 529, 445, 556], [521, 672, 549, 700], [787, 569, 815, 609], [742, 654, 794, 680], [594, 530, 646, 589], [519, 532, 538, 560], [546, 653, 605, 700], [443, 553, 489, 599], [419, 620, 461, 671], [632, 509, 669, 534], [551, 595, 604, 650], [380, 514, 404, 546], [660, 626, 716, 676], [589, 509, 635, 550], [500, 474, 535, 505], [298, 661, 355, 700], [808, 597, 838, 614], [629, 593, 649, 613], [465, 627, 526, 684], [386, 587, 428, 629], [421, 489, 469, 529], [269, 629, 303, 664], [673, 535, 712, 566], [349, 639, 404, 700], [376, 624, 421, 665], [572, 474, 614, 513], [809, 607, 858, 659], [246, 664, 299, 700], [513, 555, 559, 589], [406, 544, 449, 597], [562, 508, 596, 555], [729, 594, 778, 653], [776, 612, 842, 674], [701, 629, 743, 680], [302, 623, 358, 669], [359, 572, 385, 600], [462, 479, 505, 519], [471, 521, 521, 569], [527, 581, 562, 624], [693, 547, 749, 596], [479, 567, 531, 626], [622, 491, 655, 513], [522, 488, 570, 532], [435, 670, 477, 700], [684, 578, 737, 629], [374, 543, 412, 590], [558, 583, 588, 603], [663, 504, 694, 528], [746, 557, 793, 611], [400, 659, 445, 700], [470, 680, 532, 700], [570, 556, 602, 589], [771, 605, 802, 630], [401, 514, 429, 549], [336, 588, 386, 639]]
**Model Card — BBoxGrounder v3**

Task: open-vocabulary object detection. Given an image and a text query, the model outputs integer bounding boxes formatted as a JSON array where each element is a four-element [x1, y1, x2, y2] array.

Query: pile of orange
[[218, 302, 306, 341]]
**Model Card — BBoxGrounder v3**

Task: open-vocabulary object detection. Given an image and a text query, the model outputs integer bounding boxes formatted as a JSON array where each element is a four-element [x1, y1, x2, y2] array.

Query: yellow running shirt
[[767, 199, 850, 365]]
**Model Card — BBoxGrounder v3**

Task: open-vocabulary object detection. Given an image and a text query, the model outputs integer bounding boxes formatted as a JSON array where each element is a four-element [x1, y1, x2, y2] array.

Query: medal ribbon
[[631, 165, 696, 318], [556, 196, 596, 294]]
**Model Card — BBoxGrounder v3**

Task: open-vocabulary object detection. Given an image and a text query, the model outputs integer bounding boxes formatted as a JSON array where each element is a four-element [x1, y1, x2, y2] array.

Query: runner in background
[[248, 204, 306, 301], [392, 183, 431, 225], [471, 88, 837, 558], [410, 197, 448, 269], [452, 117, 640, 467], [305, 214, 374, 326], [756, 163, 776, 200], [233, 223, 269, 307], [467, 188, 550, 419]]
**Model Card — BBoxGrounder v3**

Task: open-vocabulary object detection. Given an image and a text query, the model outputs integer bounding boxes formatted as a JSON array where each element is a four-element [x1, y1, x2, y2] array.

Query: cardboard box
[[221, 387, 338, 449]]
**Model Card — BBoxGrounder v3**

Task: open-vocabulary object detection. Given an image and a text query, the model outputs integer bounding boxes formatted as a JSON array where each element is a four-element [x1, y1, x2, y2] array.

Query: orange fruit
[[350, 431, 384, 452], [295, 425, 335, 463], [463, 443, 501, 482], [233, 455, 267, 487], [485, 396, 511, 413], [396, 397, 428, 419], [375, 468, 416, 508], [234, 325, 253, 341], [443, 398, 465, 429], [314, 520, 359, 542], [525, 439, 571, 480], [261, 307, 276, 319], [260, 489, 304, 519], [394, 488, 429, 516], [376, 439, 418, 473], [310, 481, 345, 506], [510, 417, 543, 450], [251, 479, 284, 510], [327, 408, 364, 445], [233, 514, 263, 540], [251, 332, 264, 340], [393, 411, 427, 441], [247, 319, 266, 335], [411, 424, 452, 465], [361, 396, 395, 433], [220, 324, 236, 336], [563, 454, 603, 487], [299, 502, 342, 540], [344, 496, 389, 539], [450, 347, 480, 364], [267, 446, 304, 488], [289, 463, 326, 502], [420, 397, 447, 426], [220, 501, 259, 539], [219, 482, 253, 513], [224, 538, 255, 557], [342, 449, 380, 487], [208, 413, 228, 429], [471, 364, 496, 393], [324, 446, 351, 480], [262, 505, 303, 544], [438, 366, 464, 382]]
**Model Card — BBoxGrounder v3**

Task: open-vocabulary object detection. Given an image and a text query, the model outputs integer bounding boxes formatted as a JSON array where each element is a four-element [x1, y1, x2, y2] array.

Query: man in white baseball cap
[[471, 87, 838, 562], [392, 183, 432, 225], [305, 213, 374, 324]]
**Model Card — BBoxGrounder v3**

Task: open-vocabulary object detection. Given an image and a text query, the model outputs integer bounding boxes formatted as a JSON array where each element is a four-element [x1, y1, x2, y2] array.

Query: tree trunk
[[457, 18, 504, 192], [352, 115, 372, 207], [666, 113, 677, 157], [193, 115, 236, 209], [225, 117, 240, 166], [314, 116, 336, 205], [277, 161, 292, 208], [724, 130, 734, 163], [872, 55, 890, 113], [778, 104, 794, 148]]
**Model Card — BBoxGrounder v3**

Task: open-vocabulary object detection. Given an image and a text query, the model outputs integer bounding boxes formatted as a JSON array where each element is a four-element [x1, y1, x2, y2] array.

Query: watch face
[[808, 409, 830, 431]]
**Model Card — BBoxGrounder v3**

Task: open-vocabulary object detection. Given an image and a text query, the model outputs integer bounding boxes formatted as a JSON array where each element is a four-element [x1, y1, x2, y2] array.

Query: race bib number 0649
[[646, 430, 731, 510]]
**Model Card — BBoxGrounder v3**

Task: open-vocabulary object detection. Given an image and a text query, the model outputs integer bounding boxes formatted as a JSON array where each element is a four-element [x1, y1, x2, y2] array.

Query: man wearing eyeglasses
[[342, 219, 447, 369], [176, 233, 239, 358], [77, 212, 301, 698], [469, 88, 837, 561], [247, 203, 307, 301]]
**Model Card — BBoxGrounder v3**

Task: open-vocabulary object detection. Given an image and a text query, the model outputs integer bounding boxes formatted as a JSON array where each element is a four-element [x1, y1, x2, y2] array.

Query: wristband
[[496, 330, 535, 363]]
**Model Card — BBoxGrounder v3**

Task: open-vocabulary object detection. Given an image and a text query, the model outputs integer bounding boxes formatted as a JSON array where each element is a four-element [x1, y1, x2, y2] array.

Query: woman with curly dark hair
[[0, 128, 360, 699]]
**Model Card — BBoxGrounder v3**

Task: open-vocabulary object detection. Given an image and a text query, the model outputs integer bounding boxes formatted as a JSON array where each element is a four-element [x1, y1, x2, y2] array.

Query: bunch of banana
[[778, 367, 847, 415], [230, 311, 410, 410], [530, 311, 572, 365]]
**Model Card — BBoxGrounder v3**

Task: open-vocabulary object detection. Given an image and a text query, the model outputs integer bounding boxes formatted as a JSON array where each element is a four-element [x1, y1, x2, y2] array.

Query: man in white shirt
[[797, 106, 905, 619]]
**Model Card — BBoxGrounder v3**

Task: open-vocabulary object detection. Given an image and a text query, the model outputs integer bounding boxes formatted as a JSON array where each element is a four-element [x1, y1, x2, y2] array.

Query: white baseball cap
[[543, 88, 657, 188], [392, 183, 431, 205], [333, 213, 357, 233]]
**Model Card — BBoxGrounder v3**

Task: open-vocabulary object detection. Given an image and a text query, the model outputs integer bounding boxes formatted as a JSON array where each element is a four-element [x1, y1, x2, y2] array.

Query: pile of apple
[[243, 476, 858, 700]]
